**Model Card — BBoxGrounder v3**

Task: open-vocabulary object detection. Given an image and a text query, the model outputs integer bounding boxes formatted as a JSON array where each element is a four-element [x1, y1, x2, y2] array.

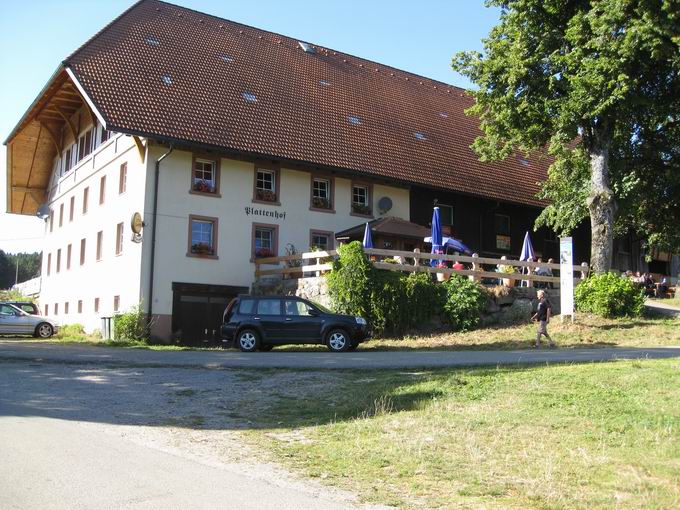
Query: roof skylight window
[[219, 54, 235, 62], [518, 157, 530, 166], [242, 92, 257, 103], [414, 132, 427, 141], [299, 41, 315, 53], [145, 37, 160, 46], [161, 75, 172, 86], [319, 80, 331, 86], [348, 116, 361, 125], [439, 112, 449, 118]]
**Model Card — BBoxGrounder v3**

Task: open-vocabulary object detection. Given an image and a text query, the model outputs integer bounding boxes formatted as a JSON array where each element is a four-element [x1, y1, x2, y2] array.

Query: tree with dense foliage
[[453, 0, 680, 272], [0, 250, 42, 289]]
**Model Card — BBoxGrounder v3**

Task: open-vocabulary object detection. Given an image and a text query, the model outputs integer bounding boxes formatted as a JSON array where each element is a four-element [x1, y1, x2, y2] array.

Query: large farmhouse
[[6, 0, 659, 341]]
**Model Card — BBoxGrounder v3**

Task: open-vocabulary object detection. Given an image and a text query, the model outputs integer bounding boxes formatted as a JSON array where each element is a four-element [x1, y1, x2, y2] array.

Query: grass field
[[246, 359, 680, 509], [650, 296, 680, 309], [44, 313, 679, 352]]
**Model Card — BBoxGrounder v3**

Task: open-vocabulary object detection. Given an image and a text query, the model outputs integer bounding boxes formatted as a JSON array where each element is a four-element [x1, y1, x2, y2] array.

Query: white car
[[0, 303, 59, 338]]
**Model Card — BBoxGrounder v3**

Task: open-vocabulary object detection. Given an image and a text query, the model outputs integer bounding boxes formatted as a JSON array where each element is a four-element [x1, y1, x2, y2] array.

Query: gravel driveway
[[0, 359, 389, 510]]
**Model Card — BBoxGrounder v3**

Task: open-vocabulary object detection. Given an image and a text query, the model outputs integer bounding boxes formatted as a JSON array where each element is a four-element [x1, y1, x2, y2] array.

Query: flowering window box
[[191, 243, 215, 256], [352, 203, 372, 216], [256, 189, 277, 203], [312, 196, 331, 209], [192, 180, 216, 194]]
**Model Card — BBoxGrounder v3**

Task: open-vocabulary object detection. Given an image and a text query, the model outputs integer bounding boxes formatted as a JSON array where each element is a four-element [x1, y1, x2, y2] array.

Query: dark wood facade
[[409, 186, 592, 264]]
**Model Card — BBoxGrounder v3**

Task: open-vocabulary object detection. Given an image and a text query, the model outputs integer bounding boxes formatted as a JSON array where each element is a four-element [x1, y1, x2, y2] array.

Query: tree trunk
[[586, 128, 616, 274]]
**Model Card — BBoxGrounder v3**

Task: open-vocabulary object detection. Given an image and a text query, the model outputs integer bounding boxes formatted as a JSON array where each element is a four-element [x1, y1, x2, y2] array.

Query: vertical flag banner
[[560, 237, 574, 320]]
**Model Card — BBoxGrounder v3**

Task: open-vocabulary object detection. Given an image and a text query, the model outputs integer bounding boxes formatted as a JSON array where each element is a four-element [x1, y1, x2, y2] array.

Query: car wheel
[[258, 344, 274, 352], [35, 322, 54, 339], [237, 329, 259, 352], [326, 328, 350, 352]]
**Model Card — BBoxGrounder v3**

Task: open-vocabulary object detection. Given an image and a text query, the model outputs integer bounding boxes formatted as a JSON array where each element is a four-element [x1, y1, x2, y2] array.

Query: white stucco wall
[[39, 131, 147, 333], [143, 148, 410, 318]]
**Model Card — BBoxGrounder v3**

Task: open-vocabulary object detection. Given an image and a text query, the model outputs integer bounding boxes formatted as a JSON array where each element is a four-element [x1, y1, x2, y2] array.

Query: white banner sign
[[560, 237, 574, 317]]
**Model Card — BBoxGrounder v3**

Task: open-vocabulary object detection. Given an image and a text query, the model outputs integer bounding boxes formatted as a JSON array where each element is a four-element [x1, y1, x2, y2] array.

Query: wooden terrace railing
[[255, 248, 590, 285]]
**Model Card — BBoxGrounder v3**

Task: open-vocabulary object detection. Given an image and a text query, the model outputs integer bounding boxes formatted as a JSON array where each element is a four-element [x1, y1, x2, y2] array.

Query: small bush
[[575, 272, 645, 318], [403, 272, 446, 328], [441, 275, 487, 331], [113, 305, 151, 342], [56, 323, 86, 339]]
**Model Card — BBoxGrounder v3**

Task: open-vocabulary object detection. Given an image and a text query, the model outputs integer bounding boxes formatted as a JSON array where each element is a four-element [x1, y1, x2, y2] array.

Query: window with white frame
[[115, 222, 124, 255], [311, 232, 331, 251], [190, 217, 217, 256], [351, 184, 371, 214], [254, 226, 276, 258], [312, 178, 331, 209], [255, 168, 277, 202], [192, 159, 217, 193]]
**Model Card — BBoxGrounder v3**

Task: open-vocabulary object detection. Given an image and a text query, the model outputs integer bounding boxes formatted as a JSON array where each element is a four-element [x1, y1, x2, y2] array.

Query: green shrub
[[574, 272, 644, 318], [56, 323, 86, 339], [326, 242, 374, 320], [403, 272, 446, 328], [327, 244, 458, 335], [369, 269, 408, 335], [113, 305, 150, 342], [441, 275, 487, 331]]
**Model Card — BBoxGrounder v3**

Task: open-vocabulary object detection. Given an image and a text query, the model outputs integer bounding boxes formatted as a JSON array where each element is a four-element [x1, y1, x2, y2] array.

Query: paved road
[[1, 339, 678, 369], [0, 412, 354, 510], [645, 300, 680, 317]]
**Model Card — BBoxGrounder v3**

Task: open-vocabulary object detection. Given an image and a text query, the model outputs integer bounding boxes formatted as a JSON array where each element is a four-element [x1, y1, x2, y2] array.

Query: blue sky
[[0, 0, 500, 254]]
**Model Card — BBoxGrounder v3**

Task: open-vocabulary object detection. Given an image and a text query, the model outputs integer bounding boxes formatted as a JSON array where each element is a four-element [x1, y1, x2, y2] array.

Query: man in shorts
[[531, 290, 555, 348]]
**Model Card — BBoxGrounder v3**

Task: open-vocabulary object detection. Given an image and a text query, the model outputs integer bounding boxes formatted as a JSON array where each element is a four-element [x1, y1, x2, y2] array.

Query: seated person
[[452, 260, 464, 271], [656, 277, 669, 298]]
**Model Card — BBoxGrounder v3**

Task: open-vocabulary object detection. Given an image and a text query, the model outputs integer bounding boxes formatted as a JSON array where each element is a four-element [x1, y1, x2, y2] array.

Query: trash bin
[[101, 316, 113, 340]]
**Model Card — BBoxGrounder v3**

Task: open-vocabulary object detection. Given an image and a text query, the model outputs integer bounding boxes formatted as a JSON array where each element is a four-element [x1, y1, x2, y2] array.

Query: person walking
[[531, 290, 555, 348]]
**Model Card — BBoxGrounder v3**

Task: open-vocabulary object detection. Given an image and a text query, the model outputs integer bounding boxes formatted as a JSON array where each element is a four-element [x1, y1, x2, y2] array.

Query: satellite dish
[[378, 196, 393, 215], [36, 204, 50, 220]]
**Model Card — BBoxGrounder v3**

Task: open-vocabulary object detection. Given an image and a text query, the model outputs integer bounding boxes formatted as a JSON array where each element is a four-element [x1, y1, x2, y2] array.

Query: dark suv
[[221, 295, 369, 352]]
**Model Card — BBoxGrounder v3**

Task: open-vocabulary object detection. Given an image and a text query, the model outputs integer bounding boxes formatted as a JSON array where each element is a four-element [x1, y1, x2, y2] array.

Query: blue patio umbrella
[[520, 231, 535, 261], [423, 236, 473, 255], [362, 222, 374, 249], [430, 207, 443, 266], [519, 231, 536, 287]]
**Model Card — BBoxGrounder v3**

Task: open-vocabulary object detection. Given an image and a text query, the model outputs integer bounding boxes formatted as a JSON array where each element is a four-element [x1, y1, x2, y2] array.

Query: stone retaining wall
[[252, 277, 561, 327]]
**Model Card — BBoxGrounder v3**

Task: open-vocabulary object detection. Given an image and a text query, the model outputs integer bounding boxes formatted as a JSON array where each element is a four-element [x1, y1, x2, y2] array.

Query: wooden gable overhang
[[4, 66, 103, 215]]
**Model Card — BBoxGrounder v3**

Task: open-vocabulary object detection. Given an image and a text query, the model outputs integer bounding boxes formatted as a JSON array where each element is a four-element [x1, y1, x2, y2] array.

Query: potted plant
[[436, 261, 450, 282], [312, 196, 331, 209], [256, 189, 277, 202], [498, 263, 517, 287], [191, 242, 214, 255], [352, 203, 371, 216], [255, 247, 273, 259], [193, 179, 215, 193]]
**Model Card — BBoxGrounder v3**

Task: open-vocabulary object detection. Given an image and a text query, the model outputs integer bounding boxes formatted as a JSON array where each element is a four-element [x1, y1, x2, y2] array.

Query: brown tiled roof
[[65, 0, 548, 207], [336, 217, 431, 240]]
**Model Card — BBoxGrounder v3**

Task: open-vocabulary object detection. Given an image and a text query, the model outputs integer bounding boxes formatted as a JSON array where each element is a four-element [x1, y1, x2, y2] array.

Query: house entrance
[[171, 282, 248, 345]]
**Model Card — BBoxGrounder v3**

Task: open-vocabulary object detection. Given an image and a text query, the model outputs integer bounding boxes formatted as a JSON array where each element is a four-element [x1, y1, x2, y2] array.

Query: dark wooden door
[[172, 282, 248, 345]]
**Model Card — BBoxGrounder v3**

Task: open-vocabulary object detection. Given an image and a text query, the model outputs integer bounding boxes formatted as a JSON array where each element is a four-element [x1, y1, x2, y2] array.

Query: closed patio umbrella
[[520, 231, 535, 287], [362, 222, 374, 249], [430, 207, 443, 267]]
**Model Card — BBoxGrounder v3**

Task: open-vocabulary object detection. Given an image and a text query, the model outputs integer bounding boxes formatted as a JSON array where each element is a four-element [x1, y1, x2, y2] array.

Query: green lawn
[[245, 359, 680, 509], [47, 313, 679, 352]]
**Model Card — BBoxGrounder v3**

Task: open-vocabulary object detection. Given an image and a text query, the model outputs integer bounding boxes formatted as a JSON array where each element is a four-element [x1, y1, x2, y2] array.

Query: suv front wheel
[[237, 329, 260, 352], [326, 328, 351, 352]]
